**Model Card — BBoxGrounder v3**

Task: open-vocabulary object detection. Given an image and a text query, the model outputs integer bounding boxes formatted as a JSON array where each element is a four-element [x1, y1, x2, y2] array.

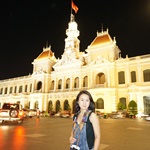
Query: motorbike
[[36, 110, 40, 118]]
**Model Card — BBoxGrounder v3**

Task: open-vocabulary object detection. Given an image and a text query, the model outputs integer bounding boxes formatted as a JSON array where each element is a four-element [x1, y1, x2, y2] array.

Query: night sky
[[0, 0, 150, 80]]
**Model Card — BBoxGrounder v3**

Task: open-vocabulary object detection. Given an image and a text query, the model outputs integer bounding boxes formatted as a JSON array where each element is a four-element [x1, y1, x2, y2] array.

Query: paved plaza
[[0, 117, 150, 150]]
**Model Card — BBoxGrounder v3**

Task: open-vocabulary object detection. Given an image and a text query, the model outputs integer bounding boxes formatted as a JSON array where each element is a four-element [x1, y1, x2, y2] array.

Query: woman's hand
[[69, 136, 77, 144]]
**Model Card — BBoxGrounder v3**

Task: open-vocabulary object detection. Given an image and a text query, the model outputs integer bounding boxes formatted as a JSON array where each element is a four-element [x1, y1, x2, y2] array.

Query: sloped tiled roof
[[36, 50, 53, 60], [90, 33, 112, 47]]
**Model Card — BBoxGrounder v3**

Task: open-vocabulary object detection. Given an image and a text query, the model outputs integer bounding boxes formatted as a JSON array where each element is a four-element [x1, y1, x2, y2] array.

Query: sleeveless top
[[71, 110, 95, 150]]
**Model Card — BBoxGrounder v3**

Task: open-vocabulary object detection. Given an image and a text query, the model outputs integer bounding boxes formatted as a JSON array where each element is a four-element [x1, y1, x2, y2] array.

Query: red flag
[[72, 1, 78, 13]]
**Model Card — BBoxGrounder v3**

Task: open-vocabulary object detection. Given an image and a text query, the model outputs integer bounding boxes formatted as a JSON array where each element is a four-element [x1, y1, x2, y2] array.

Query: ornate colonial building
[[0, 14, 150, 116]]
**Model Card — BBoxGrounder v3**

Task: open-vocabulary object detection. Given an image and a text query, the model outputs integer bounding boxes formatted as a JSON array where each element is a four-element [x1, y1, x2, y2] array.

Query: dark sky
[[0, 0, 150, 80]]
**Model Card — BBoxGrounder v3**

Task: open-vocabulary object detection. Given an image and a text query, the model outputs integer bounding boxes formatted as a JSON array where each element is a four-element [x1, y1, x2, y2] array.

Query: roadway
[[0, 116, 149, 150]]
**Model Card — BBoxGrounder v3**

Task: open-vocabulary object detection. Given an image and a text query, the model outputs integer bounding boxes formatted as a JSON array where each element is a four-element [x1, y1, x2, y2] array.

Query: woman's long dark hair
[[74, 90, 95, 114]]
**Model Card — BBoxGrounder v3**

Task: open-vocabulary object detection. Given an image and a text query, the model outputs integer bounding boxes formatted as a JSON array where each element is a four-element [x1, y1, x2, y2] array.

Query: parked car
[[145, 115, 150, 121], [54, 112, 61, 117], [95, 110, 101, 118], [28, 109, 37, 118], [23, 108, 37, 118], [111, 111, 125, 119], [0, 103, 24, 124], [23, 108, 29, 117], [60, 110, 71, 118]]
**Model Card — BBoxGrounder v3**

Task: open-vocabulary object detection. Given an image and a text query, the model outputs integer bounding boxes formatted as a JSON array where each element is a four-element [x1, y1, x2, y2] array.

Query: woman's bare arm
[[90, 113, 100, 150]]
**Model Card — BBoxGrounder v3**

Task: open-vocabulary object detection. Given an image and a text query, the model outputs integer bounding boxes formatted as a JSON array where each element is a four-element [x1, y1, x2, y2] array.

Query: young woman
[[69, 90, 100, 150]]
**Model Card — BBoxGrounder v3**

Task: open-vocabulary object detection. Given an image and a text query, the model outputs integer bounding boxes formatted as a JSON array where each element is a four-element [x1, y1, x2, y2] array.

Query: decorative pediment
[[53, 56, 83, 71], [32, 68, 46, 75], [89, 56, 110, 65]]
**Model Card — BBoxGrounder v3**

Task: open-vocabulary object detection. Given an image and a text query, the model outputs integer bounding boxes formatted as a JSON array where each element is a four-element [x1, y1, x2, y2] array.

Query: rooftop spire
[[101, 23, 103, 33], [70, 14, 75, 22]]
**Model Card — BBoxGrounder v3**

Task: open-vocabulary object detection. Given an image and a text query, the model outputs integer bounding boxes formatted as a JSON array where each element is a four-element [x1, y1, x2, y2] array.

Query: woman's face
[[78, 93, 90, 111]]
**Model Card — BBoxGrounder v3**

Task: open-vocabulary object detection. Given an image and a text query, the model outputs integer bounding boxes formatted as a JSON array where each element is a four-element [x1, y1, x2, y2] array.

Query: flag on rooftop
[[72, 0, 78, 13]]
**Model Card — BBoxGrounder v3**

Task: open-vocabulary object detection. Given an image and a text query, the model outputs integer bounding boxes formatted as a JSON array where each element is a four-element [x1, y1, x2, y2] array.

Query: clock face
[[66, 40, 73, 48], [65, 36, 79, 51]]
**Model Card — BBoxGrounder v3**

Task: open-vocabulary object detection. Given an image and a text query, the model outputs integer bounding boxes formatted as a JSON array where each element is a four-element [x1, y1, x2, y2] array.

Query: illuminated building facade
[[0, 14, 150, 116]]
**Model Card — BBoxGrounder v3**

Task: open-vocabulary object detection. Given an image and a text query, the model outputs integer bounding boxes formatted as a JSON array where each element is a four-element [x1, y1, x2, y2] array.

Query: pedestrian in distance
[[69, 90, 100, 150], [36, 108, 40, 118]]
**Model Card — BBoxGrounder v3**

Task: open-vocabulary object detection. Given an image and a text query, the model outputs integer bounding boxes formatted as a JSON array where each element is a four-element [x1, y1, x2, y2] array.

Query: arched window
[[25, 85, 28, 92], [58, 79, 62, 89], [37, 81, 42, 90], [96, 73, 105, 84], [143, 96, 150, 114], [72, 100, 76, 113], [96, 98, 104, 109], [56, 100, 61, 113], [66, 78, 70, 89], [74, 77, 79, 88], [19, 86, 22, 93], [83, 76, 88, 87], [143, 69, 150, 82], [35, 101, 38, 109], [119, 97, 126, 108], [131, 71, 136, 83], [51, 80, 54, 90], [48, 100, 53, 112], [118, 71, 125, 84], [4, 87, 7, 94], [9, 87, 13, 94], [30, 84, 32, 92], [0, 88, 3, 94], [14, 86, 17, 93], [64, 100, 69, 110]]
